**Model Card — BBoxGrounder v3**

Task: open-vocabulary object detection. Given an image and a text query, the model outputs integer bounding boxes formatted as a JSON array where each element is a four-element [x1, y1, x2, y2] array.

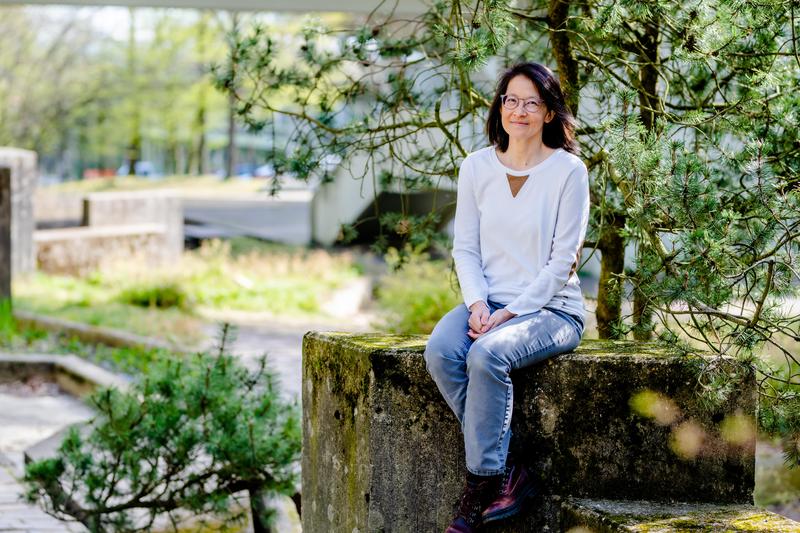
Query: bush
[[117, 281, 190, 310], [24, 326, 300, 532], [375, 247, 462, 334]]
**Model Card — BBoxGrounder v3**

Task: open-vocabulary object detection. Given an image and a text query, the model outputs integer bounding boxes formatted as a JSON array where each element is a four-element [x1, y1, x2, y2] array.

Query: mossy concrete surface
[[562, 498, 800, 532], [302, 333, 760, 532]]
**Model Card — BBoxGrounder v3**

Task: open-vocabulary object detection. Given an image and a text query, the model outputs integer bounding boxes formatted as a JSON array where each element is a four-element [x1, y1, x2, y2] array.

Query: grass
[[45, 175, 273, 197], [12, 238, 361, 346], [373, 248, 462, 335]]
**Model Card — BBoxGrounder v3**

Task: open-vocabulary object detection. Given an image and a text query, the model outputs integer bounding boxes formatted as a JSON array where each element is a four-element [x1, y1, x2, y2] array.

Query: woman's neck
[[499, 138, 553, 170]]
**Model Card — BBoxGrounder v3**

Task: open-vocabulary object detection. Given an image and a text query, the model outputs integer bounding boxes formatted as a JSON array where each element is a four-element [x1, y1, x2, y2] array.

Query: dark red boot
[[481, 461, 538, 523], [445, 473, 500, 533]]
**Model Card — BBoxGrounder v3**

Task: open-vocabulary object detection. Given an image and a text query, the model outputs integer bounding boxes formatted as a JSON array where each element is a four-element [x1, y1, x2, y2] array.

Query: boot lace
[[455, 480, 492, 525]]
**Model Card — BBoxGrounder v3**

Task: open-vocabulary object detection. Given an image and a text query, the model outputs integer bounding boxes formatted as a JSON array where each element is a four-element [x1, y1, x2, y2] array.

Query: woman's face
[[500, 75, 555, 145]]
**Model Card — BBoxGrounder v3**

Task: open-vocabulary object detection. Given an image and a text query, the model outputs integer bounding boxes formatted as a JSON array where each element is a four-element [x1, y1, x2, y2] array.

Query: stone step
[[561, 498, 800, 532]]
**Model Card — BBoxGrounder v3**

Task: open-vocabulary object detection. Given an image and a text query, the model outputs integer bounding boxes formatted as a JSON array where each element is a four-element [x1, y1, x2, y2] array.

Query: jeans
[[423, 300, 584, 475]]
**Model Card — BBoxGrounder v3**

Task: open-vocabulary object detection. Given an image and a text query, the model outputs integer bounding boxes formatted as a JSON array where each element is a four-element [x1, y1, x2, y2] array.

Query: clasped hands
[[467, 301, 516, 339]]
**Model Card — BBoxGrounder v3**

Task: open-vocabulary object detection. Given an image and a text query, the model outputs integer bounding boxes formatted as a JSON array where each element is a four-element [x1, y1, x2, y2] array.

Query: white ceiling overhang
[[0, 0, 427, 14]]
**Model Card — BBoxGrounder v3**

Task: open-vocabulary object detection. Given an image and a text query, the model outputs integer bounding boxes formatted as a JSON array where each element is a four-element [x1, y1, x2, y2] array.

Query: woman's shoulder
[[556, 149, 586, 170], [463, 145, 495, 165]]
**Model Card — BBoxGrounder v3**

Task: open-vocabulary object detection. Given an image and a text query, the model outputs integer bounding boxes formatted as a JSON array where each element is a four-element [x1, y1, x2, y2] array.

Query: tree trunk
[[596, 215, 625, 339], [548, 0, 580, 114], [633, 282, 653, 340], [192, 13, 209, 176], [249, 488, 275, 533], [224, 13, 239, 180], [632, 20, 661, 339], [126, 8, 141, 177]]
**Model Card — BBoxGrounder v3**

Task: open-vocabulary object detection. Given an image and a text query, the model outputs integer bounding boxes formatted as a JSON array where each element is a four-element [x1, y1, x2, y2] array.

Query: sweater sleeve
[[451, 156, 489, 309], [504, 163, 590, 317]]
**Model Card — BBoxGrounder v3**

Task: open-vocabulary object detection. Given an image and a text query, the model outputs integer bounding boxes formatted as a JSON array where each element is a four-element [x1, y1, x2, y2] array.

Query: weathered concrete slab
[[0, 353, 130, 396], [0, 148, 37, 277], [83, 190, 183, 261], [34, 223, 168, 275], [561, 498, 800, 532], [302, 334, 757, 533]]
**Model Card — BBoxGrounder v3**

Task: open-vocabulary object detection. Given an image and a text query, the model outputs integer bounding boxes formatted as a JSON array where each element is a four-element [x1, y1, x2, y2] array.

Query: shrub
[[374, 247, 462, 334], [24, 326, 300, 532], [117, 281, 190, 310]]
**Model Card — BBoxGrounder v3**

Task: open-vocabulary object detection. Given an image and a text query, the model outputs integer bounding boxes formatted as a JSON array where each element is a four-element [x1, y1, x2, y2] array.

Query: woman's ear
[[545, 110, 555, 123]]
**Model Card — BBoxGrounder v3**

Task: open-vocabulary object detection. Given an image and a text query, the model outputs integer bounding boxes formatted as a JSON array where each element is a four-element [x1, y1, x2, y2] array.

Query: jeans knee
[[466, 342, 507, 378], [424, 341, 451, 379]]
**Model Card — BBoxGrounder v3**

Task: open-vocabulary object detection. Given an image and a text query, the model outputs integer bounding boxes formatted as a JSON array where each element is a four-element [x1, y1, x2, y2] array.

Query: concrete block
[[302, 334, 757, 532], [33, 224, 167, 275], [0, 148, 37, 276], [82, 190, 183, 261]]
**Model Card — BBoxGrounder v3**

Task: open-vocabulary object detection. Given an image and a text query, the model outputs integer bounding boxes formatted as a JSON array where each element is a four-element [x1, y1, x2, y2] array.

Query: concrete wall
[[33, 190, 84, 228], [82, 190, 183, 262], [0, 148, 36, 277], [34, 224, 168, 276], [30, 189, 184, 275], [302, 334, 759, 532]]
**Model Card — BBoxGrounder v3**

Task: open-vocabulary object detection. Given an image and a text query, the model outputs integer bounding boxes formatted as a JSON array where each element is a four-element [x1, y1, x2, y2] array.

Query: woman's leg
[[462, 308, 583, 475], [423, 303, 473, 426]]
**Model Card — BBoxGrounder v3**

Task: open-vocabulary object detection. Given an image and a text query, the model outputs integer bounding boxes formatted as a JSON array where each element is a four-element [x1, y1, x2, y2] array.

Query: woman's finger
[[468, 313, 481, 332]]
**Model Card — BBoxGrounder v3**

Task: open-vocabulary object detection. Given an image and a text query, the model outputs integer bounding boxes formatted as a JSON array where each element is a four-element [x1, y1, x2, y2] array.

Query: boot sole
[[481, 483, 538, 524]]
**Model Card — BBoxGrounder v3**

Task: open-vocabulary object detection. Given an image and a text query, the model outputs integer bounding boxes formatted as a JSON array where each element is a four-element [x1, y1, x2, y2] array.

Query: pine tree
[[221, 0, 800, 463]]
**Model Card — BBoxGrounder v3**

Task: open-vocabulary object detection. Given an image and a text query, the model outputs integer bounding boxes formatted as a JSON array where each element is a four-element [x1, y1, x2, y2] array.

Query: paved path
[[0, 461, 85, 532], [0, 385, 90, 532], [200, 311, 375, 401]]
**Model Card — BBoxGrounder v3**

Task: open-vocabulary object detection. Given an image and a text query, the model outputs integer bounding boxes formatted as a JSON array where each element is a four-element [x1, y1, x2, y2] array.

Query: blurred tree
[[0, 6, 231, 179]]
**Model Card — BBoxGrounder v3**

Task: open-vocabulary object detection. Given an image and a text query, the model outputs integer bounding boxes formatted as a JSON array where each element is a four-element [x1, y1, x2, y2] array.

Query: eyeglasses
[[500, 94, 544, 113]]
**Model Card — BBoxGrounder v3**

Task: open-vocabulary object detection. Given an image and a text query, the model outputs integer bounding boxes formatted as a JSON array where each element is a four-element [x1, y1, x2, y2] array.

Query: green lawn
[[46, 174, 278, 197], [13, 238, 362, 346]]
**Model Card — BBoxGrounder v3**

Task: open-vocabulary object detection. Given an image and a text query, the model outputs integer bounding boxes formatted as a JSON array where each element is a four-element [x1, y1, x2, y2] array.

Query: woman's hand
[[467, 301, 490, 338], [468, 308, 517, 339]]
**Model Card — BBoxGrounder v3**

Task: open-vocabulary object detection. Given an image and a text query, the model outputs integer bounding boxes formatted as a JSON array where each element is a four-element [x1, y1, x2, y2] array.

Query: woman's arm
[[452, 156, 489, 310], [504, 163, 590, 317]]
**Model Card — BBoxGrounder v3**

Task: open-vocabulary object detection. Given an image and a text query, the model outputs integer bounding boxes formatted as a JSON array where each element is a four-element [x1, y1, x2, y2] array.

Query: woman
[[424, 62, 589, 533]]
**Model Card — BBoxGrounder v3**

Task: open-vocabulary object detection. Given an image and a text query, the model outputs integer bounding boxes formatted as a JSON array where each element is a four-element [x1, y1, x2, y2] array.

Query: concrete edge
[[13, 309, 191, 355], [561, 497, 800, 532], [301, 332, 725, 362], [33, 223, 167, 240], [0, 353, 130, 395]]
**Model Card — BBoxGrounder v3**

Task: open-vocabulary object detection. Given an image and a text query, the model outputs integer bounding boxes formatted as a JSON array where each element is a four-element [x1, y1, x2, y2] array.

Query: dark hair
[[486, 62, 577, 154]]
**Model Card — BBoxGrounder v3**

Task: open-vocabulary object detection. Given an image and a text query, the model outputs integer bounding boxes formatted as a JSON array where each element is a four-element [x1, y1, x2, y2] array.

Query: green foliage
[[118, 281, 190, 310], [23, 326, 300, 531], [224, 0, 800, 465], [13, 239, 360, 345], [374, 246, 462, 334], [0, 7, 232, 177], [0, 298, 16, 343]]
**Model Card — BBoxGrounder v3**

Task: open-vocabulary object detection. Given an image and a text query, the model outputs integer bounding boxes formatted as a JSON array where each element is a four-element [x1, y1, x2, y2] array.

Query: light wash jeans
[[424, 300, 584, 475]]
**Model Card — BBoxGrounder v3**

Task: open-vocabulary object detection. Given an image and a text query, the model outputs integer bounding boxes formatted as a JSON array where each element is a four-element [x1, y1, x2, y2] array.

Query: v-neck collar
[[506, 173, 529, 198]]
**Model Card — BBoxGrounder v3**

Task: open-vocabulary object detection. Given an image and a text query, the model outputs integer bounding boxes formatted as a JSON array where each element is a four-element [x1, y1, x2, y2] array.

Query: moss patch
[[564, 498, 800, 532]]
